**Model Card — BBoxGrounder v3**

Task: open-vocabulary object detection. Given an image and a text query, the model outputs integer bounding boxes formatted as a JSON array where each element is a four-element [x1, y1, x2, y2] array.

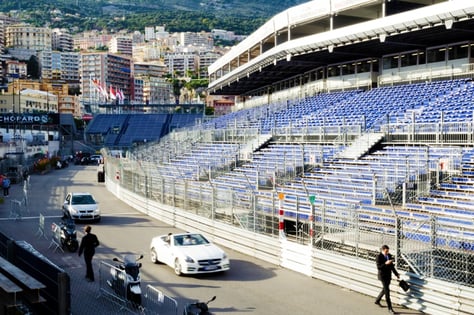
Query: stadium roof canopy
[[208, 0, 474, 96]]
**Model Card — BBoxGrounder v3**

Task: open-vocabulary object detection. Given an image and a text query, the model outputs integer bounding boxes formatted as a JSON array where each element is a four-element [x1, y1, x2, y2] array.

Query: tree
[[27, 55, 41, 79], [165, 74, 185, 105]]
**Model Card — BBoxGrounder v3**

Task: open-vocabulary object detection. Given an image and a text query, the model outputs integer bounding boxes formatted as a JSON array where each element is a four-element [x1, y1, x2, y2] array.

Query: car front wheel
[[150, 248, 159, 264], [62, 209, 70, 219], [174, 259, 182, 276]]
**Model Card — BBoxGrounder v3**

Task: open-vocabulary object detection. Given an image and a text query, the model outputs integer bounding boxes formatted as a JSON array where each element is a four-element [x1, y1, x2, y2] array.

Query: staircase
[[239, 134, 273, 161], [336, 132, 384, 160]]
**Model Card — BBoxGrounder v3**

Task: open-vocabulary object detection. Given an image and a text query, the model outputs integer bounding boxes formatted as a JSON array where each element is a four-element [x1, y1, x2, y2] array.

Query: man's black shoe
[[375, 301, 382, 307], [388, 308, 396, 314]]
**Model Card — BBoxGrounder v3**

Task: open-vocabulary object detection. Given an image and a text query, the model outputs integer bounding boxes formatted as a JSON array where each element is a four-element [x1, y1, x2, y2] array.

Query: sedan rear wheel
[[174, 259, 182, 276], [150, 248, 159, 264]]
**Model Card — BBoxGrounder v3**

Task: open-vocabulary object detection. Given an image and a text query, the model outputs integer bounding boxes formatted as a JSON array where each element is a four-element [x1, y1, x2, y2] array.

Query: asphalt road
[[0, 164, 424, 315]]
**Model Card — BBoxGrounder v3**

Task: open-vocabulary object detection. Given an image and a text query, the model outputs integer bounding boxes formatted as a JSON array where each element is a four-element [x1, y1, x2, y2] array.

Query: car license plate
[[204, 266, 218, 271]]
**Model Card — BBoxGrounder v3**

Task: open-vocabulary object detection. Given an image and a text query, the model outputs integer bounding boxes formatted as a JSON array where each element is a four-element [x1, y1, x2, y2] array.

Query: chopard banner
[[0, 114, 60, 126]]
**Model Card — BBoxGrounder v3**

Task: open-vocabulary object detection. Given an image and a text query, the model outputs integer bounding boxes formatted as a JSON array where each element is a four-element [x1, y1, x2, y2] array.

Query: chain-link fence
[[399, 216, 474, 286]]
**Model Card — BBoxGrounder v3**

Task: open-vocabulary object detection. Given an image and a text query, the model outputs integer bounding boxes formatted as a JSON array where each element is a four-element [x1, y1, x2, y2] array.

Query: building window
[[448, 43, 469, 60], [427, 47, 446, 63], [382, 55, 399, 69]]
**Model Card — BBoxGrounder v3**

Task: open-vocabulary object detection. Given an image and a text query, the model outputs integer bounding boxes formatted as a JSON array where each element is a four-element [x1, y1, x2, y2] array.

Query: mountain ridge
[[1, 0, 309, 35]]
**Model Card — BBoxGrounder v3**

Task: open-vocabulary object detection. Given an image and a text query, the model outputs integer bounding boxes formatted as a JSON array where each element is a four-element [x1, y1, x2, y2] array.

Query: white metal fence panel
[[142, 285, 178, 315]]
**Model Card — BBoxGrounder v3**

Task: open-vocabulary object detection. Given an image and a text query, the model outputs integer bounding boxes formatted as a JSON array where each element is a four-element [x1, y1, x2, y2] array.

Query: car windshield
[[174, 234, 209, 246], [71, 195, 96, 205]]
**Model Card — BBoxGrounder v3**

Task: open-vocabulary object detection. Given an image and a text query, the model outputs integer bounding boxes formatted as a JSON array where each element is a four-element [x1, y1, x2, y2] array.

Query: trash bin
[[97, 171, 104, 183], [97, 164, 105, 183]]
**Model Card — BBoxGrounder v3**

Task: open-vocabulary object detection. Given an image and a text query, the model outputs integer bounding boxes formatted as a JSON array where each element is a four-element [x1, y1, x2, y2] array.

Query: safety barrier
[[48, 223, 64, 253], [98, 261, 129, 309], [9, 199, 24, 220], [8, 187, 29, 221], [35, 213, 48, 240], [142, 285, 178, 315]]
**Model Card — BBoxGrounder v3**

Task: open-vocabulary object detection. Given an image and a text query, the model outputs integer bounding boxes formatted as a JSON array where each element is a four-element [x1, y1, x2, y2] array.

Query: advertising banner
[[0, 113, 60, 126]]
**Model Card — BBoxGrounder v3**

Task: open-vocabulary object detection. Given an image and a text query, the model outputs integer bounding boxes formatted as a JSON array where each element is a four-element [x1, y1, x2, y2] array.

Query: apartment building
[[38, 50, 80, 82], [163, 52, 196, 76], [80, 52, 132, 111], [177, 32, 213, 49], [52, 28, 73, 52], [6, 24, 52, 51], [133, 62, 172, 104], [109, 36, 133, 56]]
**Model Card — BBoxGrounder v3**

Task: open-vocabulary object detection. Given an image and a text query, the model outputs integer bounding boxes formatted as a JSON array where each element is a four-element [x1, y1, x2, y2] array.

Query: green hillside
[[1, 0, 308, 35]]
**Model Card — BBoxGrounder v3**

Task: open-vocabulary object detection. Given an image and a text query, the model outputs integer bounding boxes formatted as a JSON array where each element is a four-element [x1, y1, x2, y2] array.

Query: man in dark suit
[[375, 244, 399, 314], [78, 225, 100, 282]]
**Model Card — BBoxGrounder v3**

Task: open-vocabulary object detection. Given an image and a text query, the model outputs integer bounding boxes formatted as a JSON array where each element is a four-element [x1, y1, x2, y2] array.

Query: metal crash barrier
[[142, 285, 178, 315], [35, 214, 48, 240], [98, 261, 126, 305], [9, 199, 24, 220], [48, 223, 64, 253], [98, 261, 178, 314]]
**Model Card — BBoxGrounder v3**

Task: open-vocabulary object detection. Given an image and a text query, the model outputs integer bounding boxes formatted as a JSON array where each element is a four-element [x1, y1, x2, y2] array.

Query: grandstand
[[103, 1, 474, 314], [85, 113, 203, 149]]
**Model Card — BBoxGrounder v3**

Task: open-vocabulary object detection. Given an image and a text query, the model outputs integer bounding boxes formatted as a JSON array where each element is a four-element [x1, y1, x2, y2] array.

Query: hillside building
[[6, 24, 52, 51], [80, 52, 132, 112], [109, 36, 133, 56], [52, 28, 73, 52], [133, 62, 172, 105], [163, 52, 196, 76], [5, 60, 27, 78], [177, 32, 213, 49], [39, 50, 80, 82]]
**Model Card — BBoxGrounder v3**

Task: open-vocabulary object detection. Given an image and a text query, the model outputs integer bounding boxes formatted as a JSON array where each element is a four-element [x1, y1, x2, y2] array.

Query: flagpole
[[95, 78, 98, 113], [89, 74, 92, 113]]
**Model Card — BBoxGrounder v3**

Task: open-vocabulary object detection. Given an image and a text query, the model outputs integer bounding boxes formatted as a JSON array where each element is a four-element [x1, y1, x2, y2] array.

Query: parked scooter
[[107, 254, 143, 307], [59, 217, 78, 252], [184, 296, 216, 315]]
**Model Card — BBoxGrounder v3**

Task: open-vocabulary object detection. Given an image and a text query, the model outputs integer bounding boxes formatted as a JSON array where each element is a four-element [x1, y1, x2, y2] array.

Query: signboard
[[0, 113, 59, 126], [82, 114, 94, 121]]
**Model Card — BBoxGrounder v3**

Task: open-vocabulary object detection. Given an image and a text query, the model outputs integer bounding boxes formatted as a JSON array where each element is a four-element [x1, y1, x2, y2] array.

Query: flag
[[99, 83, 108, 99], [117, 89, 124, 102], [91, 79, 108, 99], [109, 86, 117, 100]]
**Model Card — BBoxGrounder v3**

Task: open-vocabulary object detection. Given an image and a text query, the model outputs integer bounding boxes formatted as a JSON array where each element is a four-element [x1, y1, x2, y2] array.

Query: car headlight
[[223, 253, 228, 260], [69, 207, 77, 214], [184, 255, 195, 263]]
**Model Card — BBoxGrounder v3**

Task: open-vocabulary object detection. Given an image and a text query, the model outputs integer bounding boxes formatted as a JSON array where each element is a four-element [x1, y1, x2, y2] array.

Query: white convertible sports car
[[149, 232, 230, 276]]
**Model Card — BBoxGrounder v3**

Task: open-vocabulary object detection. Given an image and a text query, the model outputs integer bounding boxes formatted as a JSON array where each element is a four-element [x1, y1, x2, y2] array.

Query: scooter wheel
[[130, 294, 142, 308], [67, 241, 79, 252]]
